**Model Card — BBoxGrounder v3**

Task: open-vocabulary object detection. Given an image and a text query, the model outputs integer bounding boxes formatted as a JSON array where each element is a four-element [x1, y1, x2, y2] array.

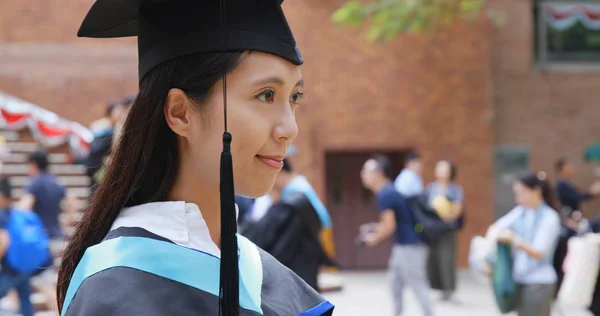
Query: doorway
[[325, 150, 406, 270]]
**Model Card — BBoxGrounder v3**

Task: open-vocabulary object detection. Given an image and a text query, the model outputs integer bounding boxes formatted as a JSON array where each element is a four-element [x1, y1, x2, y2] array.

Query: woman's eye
[[256, 89, 276, 103], [290, 92, 305, 105]]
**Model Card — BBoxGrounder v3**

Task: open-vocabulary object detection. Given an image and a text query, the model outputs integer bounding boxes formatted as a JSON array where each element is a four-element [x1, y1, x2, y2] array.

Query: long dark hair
[[56, 52, 244, 311], [516, 171, 556, 210]]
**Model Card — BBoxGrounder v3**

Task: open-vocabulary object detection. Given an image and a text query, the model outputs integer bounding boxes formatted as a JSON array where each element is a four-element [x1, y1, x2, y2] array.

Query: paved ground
[[322, 270, 593, 316]]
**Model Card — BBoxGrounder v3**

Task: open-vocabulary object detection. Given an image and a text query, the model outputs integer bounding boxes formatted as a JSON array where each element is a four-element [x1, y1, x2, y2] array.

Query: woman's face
[[182, 52, 302, 198], [434, 160, 451, 181], [513, 182, 541, 208]]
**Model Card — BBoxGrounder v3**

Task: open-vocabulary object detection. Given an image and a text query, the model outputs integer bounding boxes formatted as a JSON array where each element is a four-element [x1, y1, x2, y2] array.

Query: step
[[10, 175, 90, 187], [10, 196, 88, 208], [12, 187, 90, 198], [1, 164, 87, 176], [0, 130, 20, 142], [2, 153, 69, 164], [5, 142, 40, 153]]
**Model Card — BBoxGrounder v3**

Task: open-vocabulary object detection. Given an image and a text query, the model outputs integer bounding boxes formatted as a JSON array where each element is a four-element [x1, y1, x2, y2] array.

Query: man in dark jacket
[[555, 158, 600, 213]]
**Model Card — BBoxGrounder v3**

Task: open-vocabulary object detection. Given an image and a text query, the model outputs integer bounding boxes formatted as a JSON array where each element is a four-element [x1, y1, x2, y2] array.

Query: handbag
[[492, 243, 518, 313]]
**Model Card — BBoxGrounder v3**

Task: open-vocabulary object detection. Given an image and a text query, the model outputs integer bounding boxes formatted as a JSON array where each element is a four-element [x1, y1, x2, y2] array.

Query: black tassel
[[219, 131, 239, 316]]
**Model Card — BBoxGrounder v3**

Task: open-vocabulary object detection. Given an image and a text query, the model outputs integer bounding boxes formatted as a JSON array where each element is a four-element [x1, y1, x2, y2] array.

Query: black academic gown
[[62, 227, 334, 316], [242, 193, 336, 292]]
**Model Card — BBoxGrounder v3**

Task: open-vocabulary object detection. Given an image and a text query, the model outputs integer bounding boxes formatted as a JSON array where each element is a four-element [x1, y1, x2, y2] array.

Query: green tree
[[331, 0, 497, 41]]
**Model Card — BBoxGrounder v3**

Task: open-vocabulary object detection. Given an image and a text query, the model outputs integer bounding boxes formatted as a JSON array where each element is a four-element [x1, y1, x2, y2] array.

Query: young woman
[[56, 0, 334, 315], [495, 172, 561, 316], [425, 159, 464, 302]]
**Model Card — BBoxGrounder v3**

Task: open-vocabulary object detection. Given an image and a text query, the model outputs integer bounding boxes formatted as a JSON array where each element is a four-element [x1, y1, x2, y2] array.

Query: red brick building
[[1, 0, 598, 268]]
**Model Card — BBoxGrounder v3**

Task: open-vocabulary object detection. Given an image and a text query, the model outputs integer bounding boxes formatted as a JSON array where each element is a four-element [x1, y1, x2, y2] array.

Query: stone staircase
[[0, 128, 89, 315]]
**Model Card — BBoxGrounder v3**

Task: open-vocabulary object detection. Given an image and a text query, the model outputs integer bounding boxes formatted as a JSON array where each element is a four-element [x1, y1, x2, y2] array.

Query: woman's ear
[[164, 88, 192, 137]]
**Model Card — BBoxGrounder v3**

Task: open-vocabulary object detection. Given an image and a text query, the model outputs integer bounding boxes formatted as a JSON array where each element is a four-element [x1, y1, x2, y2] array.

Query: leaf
[[331, 0, 366, 25], [367, 22, 386, 41], [332, 0, 491, 41]]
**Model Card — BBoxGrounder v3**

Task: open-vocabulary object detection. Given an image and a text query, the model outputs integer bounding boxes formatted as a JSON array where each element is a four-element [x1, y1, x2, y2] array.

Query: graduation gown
[[61, 202, 333, 316], [242, 193, 336, 292]]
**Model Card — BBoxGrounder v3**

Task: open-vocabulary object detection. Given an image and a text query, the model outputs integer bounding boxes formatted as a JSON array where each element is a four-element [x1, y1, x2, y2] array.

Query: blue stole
[[61, 235, 263, 316], [281, 177, 332, 228]]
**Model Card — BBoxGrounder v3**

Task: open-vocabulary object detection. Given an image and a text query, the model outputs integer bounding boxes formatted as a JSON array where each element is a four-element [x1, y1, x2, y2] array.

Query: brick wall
[[0, 0, 497, 267], [0, 0, 139, 124], [284, 0, 496, 266], [489, 0, 600, 214]]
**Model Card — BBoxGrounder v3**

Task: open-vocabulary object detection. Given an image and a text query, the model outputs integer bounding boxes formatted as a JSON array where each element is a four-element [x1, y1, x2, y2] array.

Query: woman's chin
[[236, 179, 275, 198]]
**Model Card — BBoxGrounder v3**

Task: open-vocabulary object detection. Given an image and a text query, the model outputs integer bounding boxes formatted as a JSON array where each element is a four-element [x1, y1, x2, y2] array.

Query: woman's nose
[[273, 107, 298, 144]]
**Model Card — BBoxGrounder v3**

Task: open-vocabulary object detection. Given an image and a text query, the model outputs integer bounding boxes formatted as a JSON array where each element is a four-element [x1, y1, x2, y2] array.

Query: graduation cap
[[78, 1, 303, 315]]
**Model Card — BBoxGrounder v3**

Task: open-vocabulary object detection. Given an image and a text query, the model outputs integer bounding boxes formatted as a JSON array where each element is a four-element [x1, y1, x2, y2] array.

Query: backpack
[[5, 210, 51, 274], [407, 195, 458, 246]]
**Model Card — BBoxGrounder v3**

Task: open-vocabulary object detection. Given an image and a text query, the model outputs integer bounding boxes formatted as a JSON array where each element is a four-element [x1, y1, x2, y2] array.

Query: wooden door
[[325, 151, 404, 270]]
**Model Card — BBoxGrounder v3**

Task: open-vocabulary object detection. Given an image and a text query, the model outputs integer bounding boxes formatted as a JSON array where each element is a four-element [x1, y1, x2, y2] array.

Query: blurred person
[[275, 159, 335, 259], [18, 150, 66, 239], [394, 152, 424, 198], [89, 101, 124, 135], [495, 171, 560, 316], [246, 158, 336, 259], [360, 155, 433, 316], [243, 173, 336, 292], [554, 157, 600, 213], [110, 94, 135, 150], [0, 178, 34, 316], [86, 99, 132, 188], [425, 159, 464, 302], [552, 158, 600, 296]]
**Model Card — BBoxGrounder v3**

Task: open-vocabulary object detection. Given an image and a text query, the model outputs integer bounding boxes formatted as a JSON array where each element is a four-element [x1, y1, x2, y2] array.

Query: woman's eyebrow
[[251, 77, 304, 87]]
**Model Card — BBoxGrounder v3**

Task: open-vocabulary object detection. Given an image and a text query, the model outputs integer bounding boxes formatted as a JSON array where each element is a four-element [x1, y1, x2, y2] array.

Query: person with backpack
[[359, 155, 433, 316], [0, 178, 51, 316]]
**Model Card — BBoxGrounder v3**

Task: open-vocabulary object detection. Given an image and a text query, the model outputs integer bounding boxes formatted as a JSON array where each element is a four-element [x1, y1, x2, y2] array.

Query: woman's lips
[[256, 156, 284, 170]]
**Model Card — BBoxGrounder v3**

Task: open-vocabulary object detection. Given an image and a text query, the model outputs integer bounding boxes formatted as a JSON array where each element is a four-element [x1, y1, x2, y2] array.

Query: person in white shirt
[[394, 153, 424, 198], [496, 171, 561, 316]]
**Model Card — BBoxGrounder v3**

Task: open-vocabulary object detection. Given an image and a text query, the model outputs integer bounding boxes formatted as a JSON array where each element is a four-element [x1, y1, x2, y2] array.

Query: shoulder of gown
[[64, 227, 333, 316]]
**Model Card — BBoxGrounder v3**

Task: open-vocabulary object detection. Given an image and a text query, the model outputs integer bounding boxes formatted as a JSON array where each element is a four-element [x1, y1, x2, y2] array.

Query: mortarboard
[[77, 1, 303, 316], [78, 0, 303, 81]]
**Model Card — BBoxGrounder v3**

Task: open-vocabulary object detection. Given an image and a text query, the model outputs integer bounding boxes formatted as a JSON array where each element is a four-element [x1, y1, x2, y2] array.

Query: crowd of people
[[0, 95, 598, 316], [357, 154, 465, 316], [0, 94, 134, 315], [0, 148, 71, 315], [468, 157, 600, 316], [333, 152, 600, 316]]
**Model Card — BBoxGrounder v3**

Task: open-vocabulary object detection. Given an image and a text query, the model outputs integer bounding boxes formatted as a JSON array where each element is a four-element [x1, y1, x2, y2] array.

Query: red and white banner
[[0, 92, 94, 156], [545, 4, 600, 31]]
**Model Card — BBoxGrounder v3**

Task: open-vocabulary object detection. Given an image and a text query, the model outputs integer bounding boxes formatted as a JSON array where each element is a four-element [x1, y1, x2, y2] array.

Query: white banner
[[546, 4, 600, 31]]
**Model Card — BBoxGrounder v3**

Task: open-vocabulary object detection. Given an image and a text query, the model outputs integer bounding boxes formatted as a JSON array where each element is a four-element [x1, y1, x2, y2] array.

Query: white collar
[[110, 201, 222, 258]]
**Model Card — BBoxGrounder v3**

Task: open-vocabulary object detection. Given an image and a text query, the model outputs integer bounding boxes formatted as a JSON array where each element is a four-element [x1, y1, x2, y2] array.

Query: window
[[536, 1, 600, 68]]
